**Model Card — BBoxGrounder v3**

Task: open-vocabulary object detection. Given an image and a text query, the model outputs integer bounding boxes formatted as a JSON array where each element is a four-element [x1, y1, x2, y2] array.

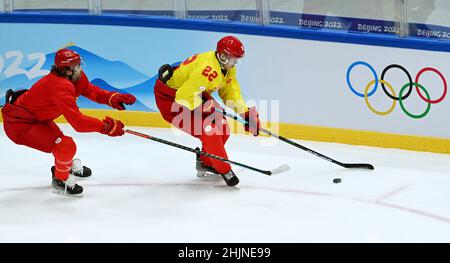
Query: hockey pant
[[154, 79, 231, 174], [1, 102, 76, 181]]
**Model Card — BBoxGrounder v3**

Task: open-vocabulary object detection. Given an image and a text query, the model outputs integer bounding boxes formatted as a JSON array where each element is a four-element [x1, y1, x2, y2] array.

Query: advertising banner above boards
[[24, 9, 447, 41]]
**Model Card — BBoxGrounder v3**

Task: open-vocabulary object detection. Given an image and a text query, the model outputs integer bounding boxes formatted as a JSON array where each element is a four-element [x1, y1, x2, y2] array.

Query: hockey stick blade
[[270, 164, 290, 175], [341, 163, 374, 170]]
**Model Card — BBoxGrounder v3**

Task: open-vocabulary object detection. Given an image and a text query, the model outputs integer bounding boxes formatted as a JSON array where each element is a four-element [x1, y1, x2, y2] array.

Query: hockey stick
[[216, 109, 374, 170], [125, 129, 289, 176]]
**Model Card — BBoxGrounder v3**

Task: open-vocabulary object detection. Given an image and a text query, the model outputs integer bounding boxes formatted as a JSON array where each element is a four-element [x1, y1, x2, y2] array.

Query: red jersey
[[15, 71, 112, 132]]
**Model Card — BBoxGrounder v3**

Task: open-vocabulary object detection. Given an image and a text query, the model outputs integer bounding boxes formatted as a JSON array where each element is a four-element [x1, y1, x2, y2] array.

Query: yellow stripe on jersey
[[166, 50, 248, 114]]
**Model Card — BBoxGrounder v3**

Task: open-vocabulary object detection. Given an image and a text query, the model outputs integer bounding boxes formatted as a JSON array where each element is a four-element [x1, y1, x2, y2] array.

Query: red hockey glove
[[101, 116, 125, 137], [240, 107, 260, 136], [109, 92, 136, 111]]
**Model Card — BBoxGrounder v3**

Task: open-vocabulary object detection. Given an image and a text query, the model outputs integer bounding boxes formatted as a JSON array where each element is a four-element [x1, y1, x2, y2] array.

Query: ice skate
[[221, 170, 239, 187], [71, 158, 92, 178], [195, 148, 220, 178], [51, 166, 83, 197]]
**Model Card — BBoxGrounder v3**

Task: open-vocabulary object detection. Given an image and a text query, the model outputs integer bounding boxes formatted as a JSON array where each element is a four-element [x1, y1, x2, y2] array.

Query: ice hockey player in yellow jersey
[[154, 35, 260, 187]]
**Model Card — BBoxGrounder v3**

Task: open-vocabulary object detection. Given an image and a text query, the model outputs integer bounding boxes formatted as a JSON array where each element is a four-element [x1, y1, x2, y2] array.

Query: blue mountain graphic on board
[[77, 78, 153, 111], [0, 45, 159, 111], [123, 76, 158, 112], [42, 45, 150, 88]]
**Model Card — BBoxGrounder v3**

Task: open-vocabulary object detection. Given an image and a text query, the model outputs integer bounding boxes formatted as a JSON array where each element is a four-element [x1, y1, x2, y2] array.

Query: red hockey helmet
[[216, 36, 245, 58], [55, 48, 81, 68]]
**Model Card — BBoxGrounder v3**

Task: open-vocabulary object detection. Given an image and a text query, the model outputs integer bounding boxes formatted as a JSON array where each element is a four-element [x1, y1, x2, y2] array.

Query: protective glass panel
[[269, 0, 397, 36], [13, 0, 88, 12], [407, 0, 450, 41], [102, 0, 174, 17], [185, 0, 258, 23]]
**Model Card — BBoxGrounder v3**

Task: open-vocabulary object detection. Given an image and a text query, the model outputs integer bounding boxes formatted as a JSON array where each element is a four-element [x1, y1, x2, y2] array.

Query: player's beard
[[71, 68, 82, 82]]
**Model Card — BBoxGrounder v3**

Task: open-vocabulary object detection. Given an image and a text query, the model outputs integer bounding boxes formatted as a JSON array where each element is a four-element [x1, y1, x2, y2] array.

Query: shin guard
[[52, 136, 77, 181]]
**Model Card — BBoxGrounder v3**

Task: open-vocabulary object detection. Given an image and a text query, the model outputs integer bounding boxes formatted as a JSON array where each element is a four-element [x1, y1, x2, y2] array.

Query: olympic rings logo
[[346, 61, 447, 119]]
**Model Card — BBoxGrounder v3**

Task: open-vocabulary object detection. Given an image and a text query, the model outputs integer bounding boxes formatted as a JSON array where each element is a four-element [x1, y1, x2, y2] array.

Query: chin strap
[[216, 53, 228, 69]]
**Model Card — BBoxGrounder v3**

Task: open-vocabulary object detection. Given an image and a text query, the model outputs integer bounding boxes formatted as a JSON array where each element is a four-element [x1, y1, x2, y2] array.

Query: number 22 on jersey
[[182, 55, 218, 82], [202, 66, 218, 82]]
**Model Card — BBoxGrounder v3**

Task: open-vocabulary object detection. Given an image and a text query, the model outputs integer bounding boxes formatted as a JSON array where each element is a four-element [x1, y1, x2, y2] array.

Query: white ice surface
[[1, 125, 450, 243]]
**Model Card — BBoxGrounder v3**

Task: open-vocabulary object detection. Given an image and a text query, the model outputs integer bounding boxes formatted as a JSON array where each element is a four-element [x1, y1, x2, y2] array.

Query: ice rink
[[1, 125, 450, 243]]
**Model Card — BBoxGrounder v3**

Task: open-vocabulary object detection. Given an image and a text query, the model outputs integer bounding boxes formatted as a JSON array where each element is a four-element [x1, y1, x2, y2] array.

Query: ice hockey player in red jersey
[[1, 48, 136, 196], [154, 36, 260, 187]]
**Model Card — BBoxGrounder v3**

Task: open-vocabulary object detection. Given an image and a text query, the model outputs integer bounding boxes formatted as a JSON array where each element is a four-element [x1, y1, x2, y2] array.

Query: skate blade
[[52, 189, 83, 198], [72, 175, 90, 180], [196, 172, 221, 179]]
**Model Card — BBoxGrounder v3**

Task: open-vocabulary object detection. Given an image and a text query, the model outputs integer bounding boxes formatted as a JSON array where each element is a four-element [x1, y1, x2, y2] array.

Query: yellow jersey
[[166, 50, 248, 114]]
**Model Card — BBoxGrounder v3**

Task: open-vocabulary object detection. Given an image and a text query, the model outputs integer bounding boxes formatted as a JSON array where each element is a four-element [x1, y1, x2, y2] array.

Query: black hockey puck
[[333, 178, 341, 183]]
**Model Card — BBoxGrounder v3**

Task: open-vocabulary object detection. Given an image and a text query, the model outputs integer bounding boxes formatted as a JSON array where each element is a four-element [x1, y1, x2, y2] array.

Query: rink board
[[0, 15, 449, 153]]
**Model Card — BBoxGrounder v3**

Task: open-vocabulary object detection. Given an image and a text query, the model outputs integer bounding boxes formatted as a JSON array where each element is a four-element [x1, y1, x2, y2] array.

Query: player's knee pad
[[52, 136, 77, 161]]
